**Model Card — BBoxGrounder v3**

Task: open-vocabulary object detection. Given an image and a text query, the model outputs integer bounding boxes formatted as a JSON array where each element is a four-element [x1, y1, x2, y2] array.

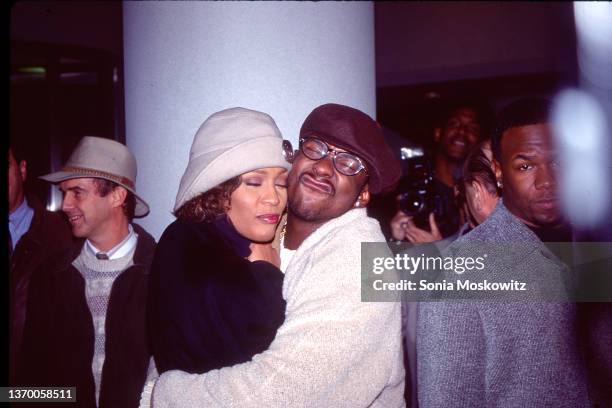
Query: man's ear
[[19, 160, 27, 182], [111, 186, 128, 209], [492, 158, 503, 188], [355, 183, 371, 208], [434, 127, 442, 143]]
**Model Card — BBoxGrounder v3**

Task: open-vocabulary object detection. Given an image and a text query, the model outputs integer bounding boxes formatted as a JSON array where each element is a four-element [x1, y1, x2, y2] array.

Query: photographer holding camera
[[390, 100, 491, 244]]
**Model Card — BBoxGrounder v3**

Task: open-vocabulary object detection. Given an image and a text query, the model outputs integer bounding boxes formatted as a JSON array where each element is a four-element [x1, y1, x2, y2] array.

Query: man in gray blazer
[[417, 98, 590, 407]]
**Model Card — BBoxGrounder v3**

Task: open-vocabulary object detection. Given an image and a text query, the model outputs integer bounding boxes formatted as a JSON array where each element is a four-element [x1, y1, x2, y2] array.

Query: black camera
[[397, 147, 455, 232]]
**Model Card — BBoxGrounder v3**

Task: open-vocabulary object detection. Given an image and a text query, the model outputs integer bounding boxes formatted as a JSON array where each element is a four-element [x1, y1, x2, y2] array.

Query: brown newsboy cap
[[300, 103, 401, 194]]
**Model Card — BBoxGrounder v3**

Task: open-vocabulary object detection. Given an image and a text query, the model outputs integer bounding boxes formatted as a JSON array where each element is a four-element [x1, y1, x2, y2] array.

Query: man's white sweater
[[149, 208, 405, 407]]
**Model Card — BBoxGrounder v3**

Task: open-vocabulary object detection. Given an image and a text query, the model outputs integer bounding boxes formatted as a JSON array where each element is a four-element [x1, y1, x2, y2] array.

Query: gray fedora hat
[[40, 136, 150, 217]]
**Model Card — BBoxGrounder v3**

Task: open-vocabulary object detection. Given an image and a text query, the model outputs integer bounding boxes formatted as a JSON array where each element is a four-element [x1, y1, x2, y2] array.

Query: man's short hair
[[492, 97, 552, 161], [435, 98, 494, 138], [92, 178, 136, 221]]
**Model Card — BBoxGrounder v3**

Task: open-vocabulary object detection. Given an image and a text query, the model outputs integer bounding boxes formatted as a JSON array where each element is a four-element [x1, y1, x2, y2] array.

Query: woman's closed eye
[[244, 178, 263, 187]]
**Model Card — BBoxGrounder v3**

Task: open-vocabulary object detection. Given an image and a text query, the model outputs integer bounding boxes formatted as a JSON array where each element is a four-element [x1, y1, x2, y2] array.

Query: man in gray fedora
[[18, 136, 157, 408]]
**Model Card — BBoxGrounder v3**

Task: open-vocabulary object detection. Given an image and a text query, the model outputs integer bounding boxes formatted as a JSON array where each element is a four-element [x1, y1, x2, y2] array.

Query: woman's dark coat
[[148, 217, 286, 374]]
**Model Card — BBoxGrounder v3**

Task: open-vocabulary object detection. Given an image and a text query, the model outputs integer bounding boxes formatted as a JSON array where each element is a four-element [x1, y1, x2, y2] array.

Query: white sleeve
[[151, 233, 405, 408]]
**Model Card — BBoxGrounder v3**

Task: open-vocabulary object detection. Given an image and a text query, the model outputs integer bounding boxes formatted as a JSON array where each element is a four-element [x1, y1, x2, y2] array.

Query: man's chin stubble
[[288, 200, 323, 222]]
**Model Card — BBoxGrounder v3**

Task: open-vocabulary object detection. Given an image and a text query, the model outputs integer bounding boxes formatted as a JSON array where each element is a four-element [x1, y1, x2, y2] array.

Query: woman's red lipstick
[[257, 214, 280, 224]]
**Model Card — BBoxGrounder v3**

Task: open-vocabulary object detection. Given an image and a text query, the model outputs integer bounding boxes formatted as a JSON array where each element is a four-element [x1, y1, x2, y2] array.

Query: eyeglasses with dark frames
[[299, 137, 367, 176]]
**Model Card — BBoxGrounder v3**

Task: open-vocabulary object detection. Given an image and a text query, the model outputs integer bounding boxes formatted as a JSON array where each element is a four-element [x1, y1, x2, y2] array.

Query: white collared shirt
[[9, 198, 34, 250], [86, 224, 138, 260]]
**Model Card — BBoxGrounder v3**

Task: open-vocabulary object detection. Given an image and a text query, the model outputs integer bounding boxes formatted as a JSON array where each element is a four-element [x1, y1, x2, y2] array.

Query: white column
[[123, 1, 375, 239]]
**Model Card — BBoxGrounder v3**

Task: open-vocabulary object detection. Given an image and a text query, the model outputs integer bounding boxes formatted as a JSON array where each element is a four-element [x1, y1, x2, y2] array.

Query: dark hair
[[462, 142, 499, 197], [492, 97, 552, 162], [174, 176, 241, 222], [92, 178, 136, 221], [436, 98, 494, 138]]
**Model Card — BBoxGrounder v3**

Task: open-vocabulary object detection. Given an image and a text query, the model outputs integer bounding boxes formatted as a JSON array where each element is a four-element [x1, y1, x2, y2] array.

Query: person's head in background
[[433, 99, 493, 187], [460, 140, 500, 227], [8, 146, 27, 214], [173, 107, 292, 244], [491, 97, 563, 229]]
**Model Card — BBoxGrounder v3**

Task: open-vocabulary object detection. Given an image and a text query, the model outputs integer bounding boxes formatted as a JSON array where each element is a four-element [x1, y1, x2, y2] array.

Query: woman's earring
[[496, 180, 503, 189]]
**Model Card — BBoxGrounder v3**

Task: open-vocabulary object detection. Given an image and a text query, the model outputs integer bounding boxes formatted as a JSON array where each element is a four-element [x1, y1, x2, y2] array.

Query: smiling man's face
[[437, 107, 482, 161], [60, 177, 115, 240], [498, 123, 563, 228], [287, 140, 369, 224]]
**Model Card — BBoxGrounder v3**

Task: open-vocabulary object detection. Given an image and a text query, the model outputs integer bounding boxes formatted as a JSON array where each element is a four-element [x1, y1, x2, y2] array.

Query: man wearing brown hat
[[149, 104, 406, 407], [18, 136, 157, 408]]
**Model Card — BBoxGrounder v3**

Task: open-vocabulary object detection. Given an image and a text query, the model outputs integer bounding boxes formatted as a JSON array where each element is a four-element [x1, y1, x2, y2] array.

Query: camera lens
[[399, 191, 426, 216]]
